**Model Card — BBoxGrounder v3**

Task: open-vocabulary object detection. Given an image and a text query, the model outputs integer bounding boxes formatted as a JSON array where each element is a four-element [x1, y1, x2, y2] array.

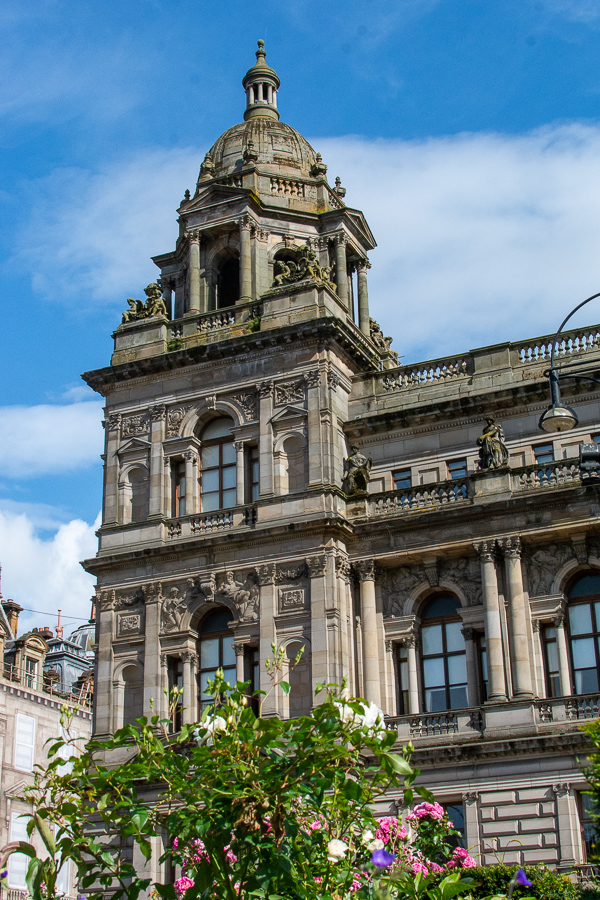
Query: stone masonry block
[[480, 791, 516, 805], [480, 808, 496, 822], [519, 817, 556, 833], [498, 833, 543, 850], [517, 788, 553, 802], [484, 851, 521, 865], [481, 819, 520, 836], [542, 833, 558, 847], [496, 803, 539, 819], [525, 849, 559, 863], [540, 802, 556, 814]]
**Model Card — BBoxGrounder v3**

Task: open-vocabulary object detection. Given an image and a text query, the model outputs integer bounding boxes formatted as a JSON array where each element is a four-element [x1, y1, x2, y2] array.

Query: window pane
[[201, 492, 220, 512], [575, 668, 599, 694], [200, 670, 216, 698], [449, 685, 468, 708], [423, 656, 445, 688], [569, 604, 593, 635], [422, 596, 460, 619], [393, 470, 411, 489], [445, 622, 465, 652], [222, 442, 236, 465], [201, 638, 219, 669], [572, 637, 596, 668], [447, 653, 467, 685], [425, 688, 447, 712], [222, 666, 236, 688], [546, 641, 559, 673], [202, 418, 233, 440], [222, 488, 237, 508], [201, 469, 220, 492], [422, 624, 443, 655], [481, 648, 488, 681], [201, 444, 220, 467], [222, 639, 236, 668], [569, 573, 600, 598], [222, 466, 236, 489]]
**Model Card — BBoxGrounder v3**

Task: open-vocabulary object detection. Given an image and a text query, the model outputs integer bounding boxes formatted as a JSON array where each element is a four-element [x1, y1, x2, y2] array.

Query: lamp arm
[[550, 291, 600, 371]]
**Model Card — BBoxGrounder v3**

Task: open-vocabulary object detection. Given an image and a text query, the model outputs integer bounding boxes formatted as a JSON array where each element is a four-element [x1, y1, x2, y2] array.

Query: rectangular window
[[542, 626, 560, 697], [579, 792, 597, 860], [443, 803, 465, 849], [56, 726, 78, 777], [167, 657, 183, 733], [447, 459, 467, 480], [245, 445, 259, 504], [14, 713, 35, 772], [592, 434, 600, 444], [397, 644, 409, 715], [533, 443, 554, 465], [171, 460, 186, 517], [8, 811, 29, 888], [393, 469, 412, 490], [25, 656, 37, 689], [478, 633, 488, 702]]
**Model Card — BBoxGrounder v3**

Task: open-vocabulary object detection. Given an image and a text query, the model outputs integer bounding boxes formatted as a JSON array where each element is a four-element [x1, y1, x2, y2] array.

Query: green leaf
[[280, 681, 290, 695], [381, 751, 414, 775], [34, 814, 56, 856]]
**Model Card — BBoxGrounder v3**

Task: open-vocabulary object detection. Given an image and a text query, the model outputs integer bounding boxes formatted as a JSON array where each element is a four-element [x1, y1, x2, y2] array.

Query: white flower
[[194, 715, 227, 745], [327, 839, 348, 862], [361, 829, 375, 845], [368, 839, 385, 852]]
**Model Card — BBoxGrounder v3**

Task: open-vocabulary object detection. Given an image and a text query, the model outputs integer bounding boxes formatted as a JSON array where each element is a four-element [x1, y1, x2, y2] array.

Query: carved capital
[[461, 627, 476, 642], [259, 380, 274, 399], [304, 369, 321, 387], [553, 782, 571, 797], [234, 644, 246, 658], [462, 791, 479, 804], [335, 232, 347, 247], [499, 536, 521, 559], [183, 451, 198, 464], [473, 540, 496, 562], [233, 441, 245, 452], [307, 555, 327, 578], [150, 404, 167, 421], [385, 640, 394, 653], [355, 560, 376, 582], [238, 215, 252, 232], [256, 564, 276, 586], [188, 230, 201, 244], [327, 370, 341, 390], [105, 413, 121, 431], [553, 613, 565, 629], [400, 633, 417, 649], [335, 554, 351, 583], [356, 258, 371, 273], [532, 619, 541, 633], [180, 651, 198, 666]]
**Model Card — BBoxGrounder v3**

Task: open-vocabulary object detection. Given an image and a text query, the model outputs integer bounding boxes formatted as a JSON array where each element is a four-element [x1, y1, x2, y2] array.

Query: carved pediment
[[345, 209, 376, 249], [117, 438, 151, 458], [186, 183, 250, 212], [270, 405, 307, 428]]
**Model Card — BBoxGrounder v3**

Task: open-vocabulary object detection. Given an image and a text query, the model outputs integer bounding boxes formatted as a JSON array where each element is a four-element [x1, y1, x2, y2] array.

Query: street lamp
[[538, 291, 600, 433]]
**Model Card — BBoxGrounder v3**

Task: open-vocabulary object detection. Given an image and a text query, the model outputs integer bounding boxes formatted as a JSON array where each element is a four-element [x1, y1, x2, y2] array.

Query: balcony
[[2, 664, 93, 710], [165, 506, 258, 540]]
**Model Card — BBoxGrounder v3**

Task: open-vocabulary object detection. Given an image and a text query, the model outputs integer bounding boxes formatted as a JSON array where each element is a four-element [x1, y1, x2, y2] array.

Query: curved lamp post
[[538, 291, 600, 433]]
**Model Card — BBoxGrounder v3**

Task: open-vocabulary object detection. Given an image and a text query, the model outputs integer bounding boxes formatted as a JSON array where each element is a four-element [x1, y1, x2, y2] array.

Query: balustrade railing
[[382, 357, 470, 391], [386, 707, 483, 740], [512, 459, 580, 491], [516, 327, 600, 364], [166, 506, 257, 539], [2, 663, 92, 709]]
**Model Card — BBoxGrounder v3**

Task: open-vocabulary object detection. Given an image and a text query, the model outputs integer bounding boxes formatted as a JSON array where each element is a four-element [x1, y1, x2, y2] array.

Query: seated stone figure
[[342, 446, 372, 495], [121, 283, 168, 323]]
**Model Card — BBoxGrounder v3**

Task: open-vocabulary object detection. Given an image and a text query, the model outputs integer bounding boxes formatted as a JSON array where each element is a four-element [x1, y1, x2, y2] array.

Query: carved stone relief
[[274, 381, 305, 406], [167, 406, 191, 438], [380, 566, 423, 617], [380, 556, 482, 616], [275, 562, 308, 583], [121, 414, 149, 438], [217, 571, 260, 623], [232, 391, 258, 421], [278, 588, 306, 614], [525, 543, 576, 596], [114, 587, 145, 610], [438, 557, 482, 607], [161, 586, 187, 633], [118, 613, 142, 636]]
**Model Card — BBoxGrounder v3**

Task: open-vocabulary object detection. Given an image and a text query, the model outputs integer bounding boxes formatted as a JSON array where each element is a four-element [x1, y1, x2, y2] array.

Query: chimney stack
[[2, 600, 23, 637]]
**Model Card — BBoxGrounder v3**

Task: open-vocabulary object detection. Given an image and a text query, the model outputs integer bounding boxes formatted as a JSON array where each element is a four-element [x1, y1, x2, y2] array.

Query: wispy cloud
[[0, 401, 104, 478], [16, 122, 600, 362], [0, 509, 99, 634]]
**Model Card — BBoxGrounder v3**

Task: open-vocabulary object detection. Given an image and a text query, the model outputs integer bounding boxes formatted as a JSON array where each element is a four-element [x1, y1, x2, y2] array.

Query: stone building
[[83, 42, 600, 875], [0, 596, 93, 896]]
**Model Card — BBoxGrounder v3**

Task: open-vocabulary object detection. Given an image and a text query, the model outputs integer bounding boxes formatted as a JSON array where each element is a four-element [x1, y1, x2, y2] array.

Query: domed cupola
[[242, 40, 280, 122]]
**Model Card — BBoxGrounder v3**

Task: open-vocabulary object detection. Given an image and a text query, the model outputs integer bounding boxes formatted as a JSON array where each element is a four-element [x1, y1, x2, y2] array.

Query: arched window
[[216, 256, 240, 309], [282, 435, 306, 493], [197, 607, 235, 710], [128, 468, 149, 522], [567, 571, 600, 694], [199, 417, 236, 512], [420, 595, 467, 712], [122, 665, 144, 727]]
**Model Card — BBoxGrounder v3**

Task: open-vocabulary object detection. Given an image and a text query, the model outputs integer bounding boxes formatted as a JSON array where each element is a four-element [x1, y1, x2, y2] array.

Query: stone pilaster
[[95, 593, 115, 736], [181, 651, 198, 725], [148, 406, 166, 518], [462, 626, 479, 707], [257, 564, 277, 715], [234, 441, 246, 506], [401, 634, 420, 714], [143, 586, 162, 719], [357, 259, 370, 334], [355, 560, 381, 707], [187, 231, 201, 314], [499, 537, 534, 699], [474, 540, 507, 702], [308, 554, 329, 694], [258, 382, 274, 497], [103, 414, 121, 526], [554, 612, 572, 697]]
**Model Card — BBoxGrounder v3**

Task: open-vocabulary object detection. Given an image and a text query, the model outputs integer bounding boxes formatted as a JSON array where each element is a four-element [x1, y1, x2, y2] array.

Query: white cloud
[[0, 509, 99, 636], [18, 122, 600, 362], [0, 400, 104, 478]]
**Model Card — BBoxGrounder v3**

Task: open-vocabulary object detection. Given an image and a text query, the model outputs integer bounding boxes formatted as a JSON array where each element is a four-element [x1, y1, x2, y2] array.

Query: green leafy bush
[[465, 864, 579, 900]]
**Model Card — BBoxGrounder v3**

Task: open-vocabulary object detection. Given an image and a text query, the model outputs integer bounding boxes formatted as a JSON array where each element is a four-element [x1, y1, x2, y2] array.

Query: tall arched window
[[197, 607, 235, 710], [282, 435, 306, 493], [122, 665, 144, 727], [199, 417, 236, 512], [420, 595, 467, 712], [567, 571, 600, 694], [216, 256, 240, 309], [128, 468, 149, 522]]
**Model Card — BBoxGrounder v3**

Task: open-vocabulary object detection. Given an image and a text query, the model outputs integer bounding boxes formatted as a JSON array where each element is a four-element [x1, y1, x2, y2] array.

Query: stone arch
[[119, 464, 149, 524], [403, 582, 468, 619], [273, 432, 308, 495], [187, 596, 239, 633], [552, 559, 600, 596], [181, 402, 243, 438], [206, 236, 241, 309]]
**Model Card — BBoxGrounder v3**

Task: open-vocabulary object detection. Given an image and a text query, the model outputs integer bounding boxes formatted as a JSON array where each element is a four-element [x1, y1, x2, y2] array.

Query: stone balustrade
[[536, 693, 600, 723], [387, 707, 484, 742], [512, 459, 581, 491], [165, 506, 257, 540], [382, 357, 470, 391]]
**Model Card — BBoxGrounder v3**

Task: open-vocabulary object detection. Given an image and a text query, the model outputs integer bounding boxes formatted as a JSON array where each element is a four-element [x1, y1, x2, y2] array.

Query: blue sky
[[3, 0, 600, 629]]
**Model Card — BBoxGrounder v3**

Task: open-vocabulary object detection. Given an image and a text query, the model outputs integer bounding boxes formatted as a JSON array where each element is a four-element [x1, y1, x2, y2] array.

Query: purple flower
[[0, 871, 7, 879], [371, 848, 396, 869], [516, 870, 532, 887]]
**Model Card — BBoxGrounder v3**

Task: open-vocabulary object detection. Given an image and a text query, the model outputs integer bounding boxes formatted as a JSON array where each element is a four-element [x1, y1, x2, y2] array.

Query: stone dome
[[206, 117, 319, 180]]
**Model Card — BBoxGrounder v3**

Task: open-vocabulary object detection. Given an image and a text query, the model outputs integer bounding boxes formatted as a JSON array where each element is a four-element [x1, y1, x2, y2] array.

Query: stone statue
[[342, 446, 372, 495], [272, 245, 334, 289], [217, 571, 260, 622], [121, 283, 168, 324], [161, 587, 187, 633], [477, 416, 509, 470]]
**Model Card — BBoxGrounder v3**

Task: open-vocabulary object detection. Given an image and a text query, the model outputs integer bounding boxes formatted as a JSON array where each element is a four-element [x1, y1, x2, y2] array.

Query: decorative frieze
[[118, 613, 142, 636], [275, 562, 308, 583], [274, 380, 305, 406], [166, 406, 190, 438], [216, 571, 260, 622], [232, 390, 258, 421], [278, 588, 306, 614], [122, 414, 149, 438]]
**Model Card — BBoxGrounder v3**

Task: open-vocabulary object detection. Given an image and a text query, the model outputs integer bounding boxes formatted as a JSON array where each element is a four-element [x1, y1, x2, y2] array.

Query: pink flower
[[429, 862, 444, 873], [412, 802, 445, 820], [376, 816, 407, 845], [452, 848, 476, 868], [412, 862, 429, 875], [174, 877, 194, 898], [173, 837, 179, 849]]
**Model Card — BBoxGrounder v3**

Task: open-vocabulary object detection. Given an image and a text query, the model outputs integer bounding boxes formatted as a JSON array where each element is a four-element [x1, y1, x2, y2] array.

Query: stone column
[[356, 561, 381, 706], [234, 644, 246, 685], [258, 382, 274, 497], [462, 627, 479, 707], [181, 651, 197, 725], [95, 594, 115, 736], [334, 234, 349, 310], [555, 613, 572, 697], [335, 554, 352, 691], [308, 555, 329, 693], [234, 441, 245, 506], [257, 564, 277, 715], [149, 406, 166, 519], [474, 541, 507, 702], [103, 414, 121, 526], [500, 537, 534, 699], [357, 260, 370, 334], [403, 635, 420, 714], [161, 279, 173, 319], [384, 640, 397, 716], [184, 451, 198, 516], [143, 586, 162, 719], [188, 232, 201, 314], [239, 218, 252, 302], [462, 792, 481, 864], [112, 679, 124, 733], [553, 783, 582, 866], [160, 653, 169, 721], [531, 620, 546, 697]]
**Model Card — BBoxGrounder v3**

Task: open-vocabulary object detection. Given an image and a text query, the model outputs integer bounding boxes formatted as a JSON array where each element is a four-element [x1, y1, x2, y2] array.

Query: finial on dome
[[242, 40, 280, 122]]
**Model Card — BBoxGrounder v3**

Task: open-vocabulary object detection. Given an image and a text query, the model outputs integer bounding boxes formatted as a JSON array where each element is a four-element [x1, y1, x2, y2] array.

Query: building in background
[[0, 589, 93, 897], [82, 42, 600, 877]]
